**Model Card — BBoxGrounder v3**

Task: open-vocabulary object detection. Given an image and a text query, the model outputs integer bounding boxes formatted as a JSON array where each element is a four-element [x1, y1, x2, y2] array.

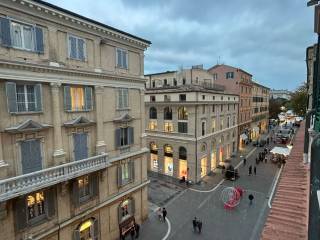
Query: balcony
[[0, 153, 109, 202]]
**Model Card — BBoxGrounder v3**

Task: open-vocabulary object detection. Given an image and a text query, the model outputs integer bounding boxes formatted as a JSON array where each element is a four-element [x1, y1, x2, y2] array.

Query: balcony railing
[[0, 153, 109, 202]]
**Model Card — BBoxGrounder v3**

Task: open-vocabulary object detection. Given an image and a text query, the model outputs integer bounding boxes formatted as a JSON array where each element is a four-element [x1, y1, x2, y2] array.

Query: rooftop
[[261, 122, 309, 240]]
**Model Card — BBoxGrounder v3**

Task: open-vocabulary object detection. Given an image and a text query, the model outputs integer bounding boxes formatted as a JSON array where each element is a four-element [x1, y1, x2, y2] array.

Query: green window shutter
[[64, 86, 71, 111], [128, 127, 134, 145], [84, 86, 93, 110], [72, 180, 80, 206], [118, 89, 123, 109], [45, 187, 56, 218], [14, 196, 27, 231], [123, 89, 128, 108], [34, 83, 42, 111], [117, 165, 122, 187], [5, 82, 17, 113], [130, 198, 135, 215], [77, 38, 85, 60], [0, 17, 11, 47], [35, 26, 44, 53], [73, 230, 80, 240], [115, 128, 121, 148], [90, 173, 99, 197]]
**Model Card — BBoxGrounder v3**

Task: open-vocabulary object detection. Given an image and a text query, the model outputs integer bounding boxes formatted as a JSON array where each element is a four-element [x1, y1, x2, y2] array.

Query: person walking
[[162, 207, 167, 222], [192, 217, 198, 232], [243, 158, 246, 166], [255, 157, 258, 165], [254, 166, 257, 175], [157, 207, 163, 222], [135, 223, 140, 238], [265, 156, 267, 163], [248, 194, 254, 205], [198, 220, 202, 234], [130, 227, 135, 240], [248, 165, 252, 176]]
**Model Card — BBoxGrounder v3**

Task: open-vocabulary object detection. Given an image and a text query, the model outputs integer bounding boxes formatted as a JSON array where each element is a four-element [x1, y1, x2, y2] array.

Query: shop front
[[179, 146, 188, 179], [75, 218, 98, 240], [150, 142, 158, 172], [200, 156, 207, 177], [164, 145, 173, 176], [118, 198, 135, 239]]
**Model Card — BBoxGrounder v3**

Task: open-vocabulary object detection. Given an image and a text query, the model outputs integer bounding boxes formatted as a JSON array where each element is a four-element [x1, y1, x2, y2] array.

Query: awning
[[270, 147, 291, 156], [240, 134, 248, 140], [253, 126, 260, 132]]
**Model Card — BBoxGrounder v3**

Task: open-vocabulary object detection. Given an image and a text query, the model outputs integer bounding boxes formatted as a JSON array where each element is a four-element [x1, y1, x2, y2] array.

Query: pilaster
[[95, 85, 106, 154], [50, 83, 66, 163]]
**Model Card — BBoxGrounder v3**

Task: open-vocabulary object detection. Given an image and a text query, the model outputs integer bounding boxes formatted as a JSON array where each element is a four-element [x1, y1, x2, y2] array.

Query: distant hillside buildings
[[270, 89, 292, 100]]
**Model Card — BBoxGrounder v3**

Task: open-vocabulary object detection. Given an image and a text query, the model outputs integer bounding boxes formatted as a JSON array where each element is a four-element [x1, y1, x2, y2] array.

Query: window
[[117, 88, 129, 109], [164, 95, 171, 102], [173, 78, 177, 86], [221, 105, 223, 112], [164, 107, 172, 120], [117, 160, 134, 186], [227, 116, 230, 128], [212, 96, 215, 100], [179, 94, 186, 101], [21, 139, 42, 174], [178, 107, 188, 133], [64, 86, 92, 111], [202, 95, 205, 100], [116, 48, 128, 69], [27, 192, 45, 221], [212, 105, 215, 112], [178, 122, 188, 133], [164, 79, 168, 86], [5, 82, 42, 113], [115, 127, 134, 148], [149, 120, 157, 130], [68, 35, 86, 60], [78, 176, 90, 202], [152, 81, 155, 88], [211, 118, 216, 132], [182, 78, 186, 85], [202, 121, 206, 136], [119, 199, 134, 223], [202, 105, 206, 114], [0, 17, 44, 53], [164, 122, 174, 132], [179, 147, 187, 160], [178, 107, 188, 120], [201, 143, 207, 152], [150, 96, 156, 102], [75, 218, 98, 240], [233, 116, 236, 126], [228, 104, 230, 111], [213, 73, 218, 80], [220, 119, 224, 130], [226, 72, 234, 79], [234, 104, 236, 110], [149, 107, 157, 119], [221, 96, 223, 100]]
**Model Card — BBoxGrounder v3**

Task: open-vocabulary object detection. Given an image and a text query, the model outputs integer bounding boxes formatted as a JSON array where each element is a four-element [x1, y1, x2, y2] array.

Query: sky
[[45, 0, 316, 90]]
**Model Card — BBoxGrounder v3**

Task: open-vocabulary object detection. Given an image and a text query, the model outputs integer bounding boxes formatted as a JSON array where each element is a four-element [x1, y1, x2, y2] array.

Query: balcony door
[[21, 139, 42, 174], [74, 133, 88, 161]]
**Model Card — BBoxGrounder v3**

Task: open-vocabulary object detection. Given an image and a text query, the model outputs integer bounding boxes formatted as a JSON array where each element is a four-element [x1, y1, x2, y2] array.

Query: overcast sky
[[46, 0, 316, 90]]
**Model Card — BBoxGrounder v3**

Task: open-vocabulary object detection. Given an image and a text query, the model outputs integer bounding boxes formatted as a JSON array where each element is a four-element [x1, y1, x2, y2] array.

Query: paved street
[[140, 134, 281, 240]]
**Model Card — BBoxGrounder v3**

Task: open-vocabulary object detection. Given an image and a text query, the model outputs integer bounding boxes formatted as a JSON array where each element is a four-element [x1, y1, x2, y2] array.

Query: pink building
[[208, 64, 253, 149]]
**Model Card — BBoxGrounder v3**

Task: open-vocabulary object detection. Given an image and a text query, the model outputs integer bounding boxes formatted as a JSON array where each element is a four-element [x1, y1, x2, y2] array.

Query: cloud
[[45, 0, 315, 90]]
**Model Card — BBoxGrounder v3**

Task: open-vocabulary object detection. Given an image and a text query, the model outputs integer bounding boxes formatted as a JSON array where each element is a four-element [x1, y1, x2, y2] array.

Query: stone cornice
[[4, 0, 150, 49]]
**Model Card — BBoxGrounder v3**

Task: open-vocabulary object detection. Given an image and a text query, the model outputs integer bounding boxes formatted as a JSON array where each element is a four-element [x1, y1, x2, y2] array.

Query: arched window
[[220, 135, 224, 144], [178, 107, 188, 120], [149, 107, 157, 119], [118, 198, 135, 223], [164, 107, 172, 120], [164, 144, 173, 156], [179, 147, 187, 160], [74, 218, 98, 240], [150, 142, 158, 154], [201, 143, 207, 152]]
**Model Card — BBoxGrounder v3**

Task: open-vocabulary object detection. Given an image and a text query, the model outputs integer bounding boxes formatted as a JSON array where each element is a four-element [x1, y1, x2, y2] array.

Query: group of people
[[192, 217, 203, 233], [157, 207, 167, 222]]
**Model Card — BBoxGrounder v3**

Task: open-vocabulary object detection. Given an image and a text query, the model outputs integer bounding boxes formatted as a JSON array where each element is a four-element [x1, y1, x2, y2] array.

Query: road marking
[[268, 164, 283, 208], [162, 217, 171, 240], [189, 147, 257, 193]]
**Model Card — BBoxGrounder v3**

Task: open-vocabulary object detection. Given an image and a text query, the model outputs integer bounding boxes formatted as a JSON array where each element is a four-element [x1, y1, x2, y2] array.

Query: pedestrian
[[248, 194, 254, 205], [265, 156, 267, 163], [192, 217, 197, 232], [157, 207, 162, 222], [135, 223, 140, 238], [254, 166, 256, 175], [198, 220, 202, 234], [130, 227, 135, 240], [248, 165, 252, 176], [243, 158, 246, 166], [162, 207, 167, 222], [255, 157, 258, 165]]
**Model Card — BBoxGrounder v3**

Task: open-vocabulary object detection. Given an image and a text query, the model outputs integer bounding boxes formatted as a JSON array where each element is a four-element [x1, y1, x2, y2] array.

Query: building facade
[[270, 89, 292, 100], [208, 64, 253, 150], [250, 82, 270, 140], [0, 1, 150, 240], [145, 68, 239, 183]]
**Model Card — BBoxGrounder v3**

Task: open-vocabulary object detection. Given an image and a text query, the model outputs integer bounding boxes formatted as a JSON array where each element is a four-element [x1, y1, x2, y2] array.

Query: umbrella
[[270, 146, 291, 156]]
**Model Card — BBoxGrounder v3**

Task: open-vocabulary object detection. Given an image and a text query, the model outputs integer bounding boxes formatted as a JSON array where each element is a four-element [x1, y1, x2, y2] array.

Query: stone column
[[94, 39, 102, 72], [95, 86, 106, 154], [50, 83, 66, 164], [140, 89, 146, 148]]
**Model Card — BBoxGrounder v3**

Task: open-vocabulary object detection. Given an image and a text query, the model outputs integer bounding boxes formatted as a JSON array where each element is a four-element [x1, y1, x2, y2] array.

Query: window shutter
[[0, 17, 11, 47], [130, 198, 135, 215], [69, 36, 77, 59], [93, 218, 99, 240], [72, 180, 80, 206], [128, 127, 134, 145], [64, 86, 71, 111], [73, 230, 80, 240], [34, 83, 42, 112], [123, 89, 128, 108], [118, 204, 122, 223], [130, 160, 135, 182], [84, 87, 92, 110], [115, 128, 121, 148], [122, 51, 127, 69], [116, 49, 122, 67], [46, 188, 56, 218], [78, 38, 85, 60], [35, 26, 44, 53], [5, 82, 17, 113], [117, 165, 122, 187], [90, 173, 99, 197], [118, 89, 123, 109], [14, 197, 27, 231]]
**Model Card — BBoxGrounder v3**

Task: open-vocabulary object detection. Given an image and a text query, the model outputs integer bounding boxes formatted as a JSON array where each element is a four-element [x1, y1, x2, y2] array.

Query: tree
[[290, 82, 308, 116], [269, 98, 288, 119]]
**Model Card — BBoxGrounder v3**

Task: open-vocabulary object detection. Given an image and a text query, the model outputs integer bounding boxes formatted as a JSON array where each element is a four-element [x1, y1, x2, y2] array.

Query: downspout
[[195, 94, 198, 183]]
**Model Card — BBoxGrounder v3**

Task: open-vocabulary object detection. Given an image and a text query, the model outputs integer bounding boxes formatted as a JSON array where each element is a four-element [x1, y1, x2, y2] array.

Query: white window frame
[[116, 48, 128, 69], [117, 88, 129, 109], [10, 20, 35, 51], [16, 84, 37, 112], [68, 34, 87, 61]]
